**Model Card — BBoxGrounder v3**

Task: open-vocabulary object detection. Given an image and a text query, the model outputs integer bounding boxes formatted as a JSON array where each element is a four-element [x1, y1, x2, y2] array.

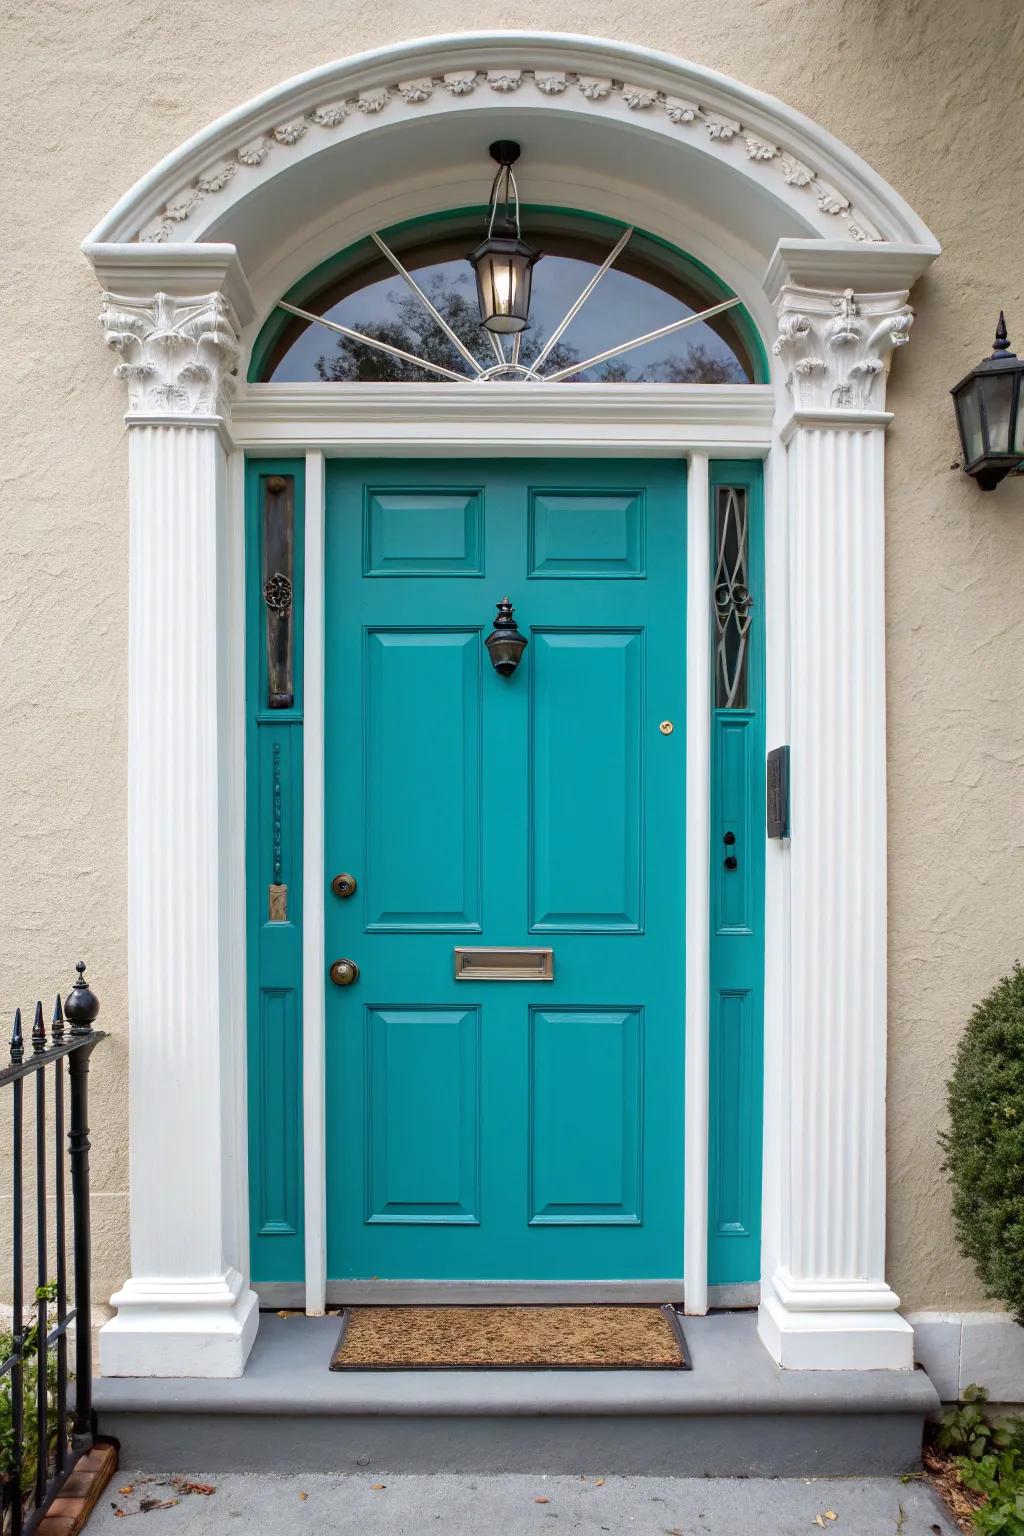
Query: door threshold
[[254, 1279, 759, 1309]]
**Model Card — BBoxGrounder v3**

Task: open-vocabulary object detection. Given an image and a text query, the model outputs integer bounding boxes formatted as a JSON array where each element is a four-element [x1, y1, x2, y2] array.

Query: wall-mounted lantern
[[951, 313, 1024, 491], [485, 597, 528, 676], [468, 141, 541, 334]]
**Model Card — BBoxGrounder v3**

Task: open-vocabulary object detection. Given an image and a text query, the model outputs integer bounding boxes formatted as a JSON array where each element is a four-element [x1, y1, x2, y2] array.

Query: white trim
[[84, 32, 940, 251], [302, 451, 327, 1316], [231, 384, 775, 455], [683, 450, 711, 1316]]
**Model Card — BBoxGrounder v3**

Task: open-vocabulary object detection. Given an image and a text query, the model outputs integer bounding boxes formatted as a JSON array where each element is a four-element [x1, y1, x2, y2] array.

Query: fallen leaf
[[180, 1481, 215, 1496], [535, 1496, 551, 1504], [815, 1520, 826, 1530], [299, 1491, 308, 1501], [595, 1478, 605, 1487], [371, 1483, 386, 1491], [119, 1485, 134, 1495], [140, 1497, 180, 1512], [825, 1515, 838, 1523], [114, 1512, 126, 1520]]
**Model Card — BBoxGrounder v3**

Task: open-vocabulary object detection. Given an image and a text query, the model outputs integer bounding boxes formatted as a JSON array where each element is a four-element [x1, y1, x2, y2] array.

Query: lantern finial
[[993, 312, 1014, 357]]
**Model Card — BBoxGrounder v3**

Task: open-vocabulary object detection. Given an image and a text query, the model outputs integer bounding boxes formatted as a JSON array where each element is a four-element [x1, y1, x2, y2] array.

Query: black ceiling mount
[[489, 140, 522, 167]]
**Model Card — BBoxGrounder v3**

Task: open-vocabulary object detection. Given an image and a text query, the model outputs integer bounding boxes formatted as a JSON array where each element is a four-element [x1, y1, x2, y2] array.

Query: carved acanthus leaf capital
[[773, 284, 914, 411], [100, 289, 242, 416]]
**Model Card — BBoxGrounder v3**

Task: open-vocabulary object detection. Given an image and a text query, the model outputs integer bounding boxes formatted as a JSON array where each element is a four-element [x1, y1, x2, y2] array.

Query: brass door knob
[[331, 872, 357, 898], [329, 958, 360, 987]]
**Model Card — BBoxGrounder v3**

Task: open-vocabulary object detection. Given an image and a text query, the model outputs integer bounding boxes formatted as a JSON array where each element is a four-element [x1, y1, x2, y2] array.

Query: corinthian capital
[[100, 289, 242, 416], [772, 285, 914, 412]]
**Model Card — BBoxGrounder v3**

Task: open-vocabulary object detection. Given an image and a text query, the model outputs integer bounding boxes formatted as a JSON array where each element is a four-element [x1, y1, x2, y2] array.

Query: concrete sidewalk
[[88, 1470, 954, 1534]]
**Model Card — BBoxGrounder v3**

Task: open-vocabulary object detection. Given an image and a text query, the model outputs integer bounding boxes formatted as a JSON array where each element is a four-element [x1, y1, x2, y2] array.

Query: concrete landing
[[94, 1310, 939, 1477], [86, 1471, 957, 1535]]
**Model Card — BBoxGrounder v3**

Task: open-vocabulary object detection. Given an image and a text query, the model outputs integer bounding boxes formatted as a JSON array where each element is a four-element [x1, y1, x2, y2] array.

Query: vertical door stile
[[303, 450, 327, 1315], [683, 451, 711, 1316]]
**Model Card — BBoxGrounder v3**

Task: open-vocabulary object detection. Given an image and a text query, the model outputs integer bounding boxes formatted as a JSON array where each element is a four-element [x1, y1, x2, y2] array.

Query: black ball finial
[[64, 961, 99, 1037]]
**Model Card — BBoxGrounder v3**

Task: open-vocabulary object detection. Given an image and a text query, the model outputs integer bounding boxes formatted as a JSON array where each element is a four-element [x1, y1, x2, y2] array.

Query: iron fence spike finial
[[64, 960, 99, 1037], [52, 992, 64, 1043], [32, 1000, 46, 1054], [11, 1005, 23, 1063]]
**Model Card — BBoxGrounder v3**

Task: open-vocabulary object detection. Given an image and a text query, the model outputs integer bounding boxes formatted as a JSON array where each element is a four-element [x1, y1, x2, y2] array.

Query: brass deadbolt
[[331, 872, 358, 899], [329, 958, 360, 987], [659, 720, 674, 735]]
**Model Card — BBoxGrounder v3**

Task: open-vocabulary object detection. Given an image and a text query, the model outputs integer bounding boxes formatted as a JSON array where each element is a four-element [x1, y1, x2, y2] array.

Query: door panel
[[529, 1007, 643, 1224], [530, 630, 644, 932], [325, 459, 686, 1282], [363, 628, 482, 931], [365, 1006, 480, 1224]]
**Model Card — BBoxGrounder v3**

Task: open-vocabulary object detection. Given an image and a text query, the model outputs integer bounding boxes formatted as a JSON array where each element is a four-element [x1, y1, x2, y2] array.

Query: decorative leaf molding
[[99, 290, 242, 415], [773, 285, 914, 410], [137, 66, 883, 245]]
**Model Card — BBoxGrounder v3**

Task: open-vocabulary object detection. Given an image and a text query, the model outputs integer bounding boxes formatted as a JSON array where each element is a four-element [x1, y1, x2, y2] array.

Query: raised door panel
[[529, 490, 645, 577], [713, 714, 753, 935], [254, 987, 302, 1237], [365, 1007, 480, 1224], [530, 630, 644, 932], [709, 988, 756, 1242], [364, 488, 484, 577], [363, 628, 482, 931], [529, 1007, 643, 1224]]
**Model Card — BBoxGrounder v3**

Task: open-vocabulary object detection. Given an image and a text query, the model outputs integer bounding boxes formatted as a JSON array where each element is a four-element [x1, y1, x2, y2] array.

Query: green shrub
[[943, 963, 1024, 1323]]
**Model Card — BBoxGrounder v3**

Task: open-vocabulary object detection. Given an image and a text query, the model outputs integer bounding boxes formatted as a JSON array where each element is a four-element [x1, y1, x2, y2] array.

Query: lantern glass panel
[[980, 371, 1015, 454], [958, 384, 984, 465]]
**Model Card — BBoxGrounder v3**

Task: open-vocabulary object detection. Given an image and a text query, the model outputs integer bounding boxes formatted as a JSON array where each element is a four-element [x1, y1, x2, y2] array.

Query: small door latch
[[723, 831, 738, 870], [331, 872, 357, 899]]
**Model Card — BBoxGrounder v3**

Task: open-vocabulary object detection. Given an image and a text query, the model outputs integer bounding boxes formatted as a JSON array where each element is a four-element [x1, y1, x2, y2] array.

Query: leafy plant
[[942, 963, 1024, 1323], [936, 1384, 1024, 1535], [938, 1384, 999, 1459], [0, 1284, 67, 1505]]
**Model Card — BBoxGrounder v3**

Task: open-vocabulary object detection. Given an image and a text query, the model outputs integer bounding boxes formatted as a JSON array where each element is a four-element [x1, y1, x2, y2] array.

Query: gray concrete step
[[94, 1310, 939, 1477]]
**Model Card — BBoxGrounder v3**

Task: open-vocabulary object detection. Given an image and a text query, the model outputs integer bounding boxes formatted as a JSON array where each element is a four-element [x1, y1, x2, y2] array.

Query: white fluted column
[[90, 250, 259, 1376], [758, 245, 930, 1369]]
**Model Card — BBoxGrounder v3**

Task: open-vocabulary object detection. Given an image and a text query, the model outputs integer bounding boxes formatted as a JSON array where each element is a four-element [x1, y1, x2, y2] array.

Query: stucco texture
[[2, 0, 1022, 1319]]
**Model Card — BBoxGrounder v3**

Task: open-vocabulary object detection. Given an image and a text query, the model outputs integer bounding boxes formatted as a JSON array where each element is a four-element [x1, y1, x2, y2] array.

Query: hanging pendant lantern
[[468, 141, 541, 334], [951, 313, 1024, 491]]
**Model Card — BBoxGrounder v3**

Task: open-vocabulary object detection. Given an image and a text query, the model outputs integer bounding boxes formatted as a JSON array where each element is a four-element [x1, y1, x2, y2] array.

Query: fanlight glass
[[256, 209, 760, 385]]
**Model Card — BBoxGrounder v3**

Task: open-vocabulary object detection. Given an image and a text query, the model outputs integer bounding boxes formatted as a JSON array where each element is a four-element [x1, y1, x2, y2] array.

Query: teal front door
[[324, 459, 686, 1282]]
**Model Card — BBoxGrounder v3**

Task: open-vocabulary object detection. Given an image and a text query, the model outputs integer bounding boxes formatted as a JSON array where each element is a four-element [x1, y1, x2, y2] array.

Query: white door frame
[[84, 31, 941, 1377]]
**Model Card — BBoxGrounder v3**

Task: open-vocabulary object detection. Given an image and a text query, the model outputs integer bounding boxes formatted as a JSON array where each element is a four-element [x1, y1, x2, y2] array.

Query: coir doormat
[[330, 1304, 689, 1370]]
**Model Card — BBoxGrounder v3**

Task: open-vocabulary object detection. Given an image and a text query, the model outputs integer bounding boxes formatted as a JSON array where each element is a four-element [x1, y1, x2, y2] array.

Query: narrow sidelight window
[[713, 485, 753, 709], [262, 474, 295, 708]]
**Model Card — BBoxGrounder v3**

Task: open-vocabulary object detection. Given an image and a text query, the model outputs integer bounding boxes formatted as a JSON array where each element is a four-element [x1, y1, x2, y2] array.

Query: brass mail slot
[[453, 947, 554, 982]]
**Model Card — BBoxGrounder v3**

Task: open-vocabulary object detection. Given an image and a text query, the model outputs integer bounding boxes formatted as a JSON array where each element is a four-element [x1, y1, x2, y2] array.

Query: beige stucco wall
[[3, 0, 1022, 1320]]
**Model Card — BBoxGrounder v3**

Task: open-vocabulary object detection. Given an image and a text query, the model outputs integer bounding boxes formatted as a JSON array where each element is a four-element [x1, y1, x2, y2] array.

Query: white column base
[[100, 1269, 259, 1378], [759, 1291, 914, 1371]]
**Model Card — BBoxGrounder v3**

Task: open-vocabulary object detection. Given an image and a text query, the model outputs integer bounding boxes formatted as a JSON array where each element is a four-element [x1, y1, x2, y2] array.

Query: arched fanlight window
[[251, 209, 764, 385]]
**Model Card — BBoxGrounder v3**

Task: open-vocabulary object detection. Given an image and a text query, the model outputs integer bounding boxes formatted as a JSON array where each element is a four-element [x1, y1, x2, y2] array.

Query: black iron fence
[[0, 963, 103, 1535]]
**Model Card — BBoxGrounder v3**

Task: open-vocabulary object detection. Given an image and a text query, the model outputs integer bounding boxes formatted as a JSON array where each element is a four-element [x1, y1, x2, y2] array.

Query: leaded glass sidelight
[[262, 474, 294, 709], [713, 486, 754, 710]]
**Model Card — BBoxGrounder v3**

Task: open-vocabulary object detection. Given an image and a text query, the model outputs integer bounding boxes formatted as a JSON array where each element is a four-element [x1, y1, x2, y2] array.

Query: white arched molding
[[84, 33, 939, 1377]]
